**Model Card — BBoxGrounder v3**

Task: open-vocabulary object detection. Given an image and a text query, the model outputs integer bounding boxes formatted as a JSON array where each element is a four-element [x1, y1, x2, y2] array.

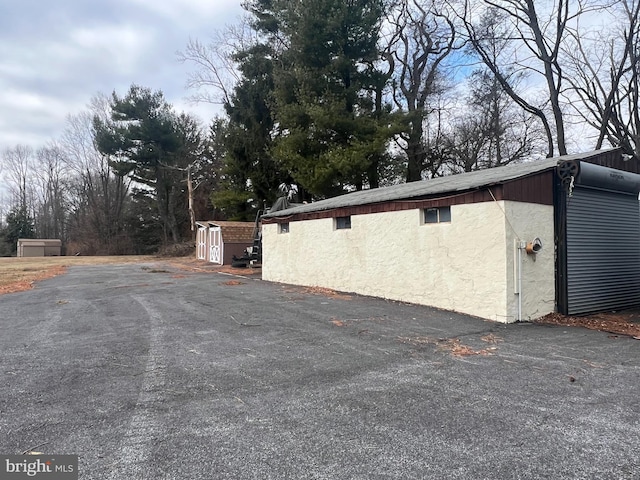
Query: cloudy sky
[[0, 0, 245, 151]]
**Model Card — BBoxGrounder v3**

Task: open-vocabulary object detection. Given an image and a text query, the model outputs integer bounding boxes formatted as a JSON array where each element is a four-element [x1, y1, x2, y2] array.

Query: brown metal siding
[[583, 149, 640, 173], [502, 171, 555, 205], [263, 172, 555, 224]]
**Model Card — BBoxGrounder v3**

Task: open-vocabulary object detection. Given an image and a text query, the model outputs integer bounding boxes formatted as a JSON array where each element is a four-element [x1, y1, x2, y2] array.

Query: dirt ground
[[1, 255, 638, 339]]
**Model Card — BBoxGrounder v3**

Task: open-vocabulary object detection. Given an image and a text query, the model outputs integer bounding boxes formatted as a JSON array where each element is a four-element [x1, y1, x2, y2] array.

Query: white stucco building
[[262, 149, 640, 322]]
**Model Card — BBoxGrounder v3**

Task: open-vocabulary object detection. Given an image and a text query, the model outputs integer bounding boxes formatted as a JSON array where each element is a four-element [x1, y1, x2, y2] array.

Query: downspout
[[518, 242, 523, 322], [515, 238, 543, 322], [515, 240, 524, 322]]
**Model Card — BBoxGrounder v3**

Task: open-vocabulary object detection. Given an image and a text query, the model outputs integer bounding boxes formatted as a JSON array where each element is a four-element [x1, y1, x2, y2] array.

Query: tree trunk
[[187, 166, 195, 232], [406, 124, 426, 182]]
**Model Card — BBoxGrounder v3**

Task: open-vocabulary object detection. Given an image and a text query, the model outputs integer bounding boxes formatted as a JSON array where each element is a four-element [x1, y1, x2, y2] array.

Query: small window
[[335, 216, 351, 230], [424, 208, 439, 223], [438, 206, 451, 222], [279, 223, 290, 234], [424, 206, 451, 224]]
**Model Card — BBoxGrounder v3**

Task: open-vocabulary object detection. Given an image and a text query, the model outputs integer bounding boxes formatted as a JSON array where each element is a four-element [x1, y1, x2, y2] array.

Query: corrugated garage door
[[566, 187, 640, 315]]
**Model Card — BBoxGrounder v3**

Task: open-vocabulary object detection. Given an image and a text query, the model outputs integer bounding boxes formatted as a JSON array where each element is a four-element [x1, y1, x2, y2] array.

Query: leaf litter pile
[[300, 286, 352, 300], [0, 265, 68, 295], [535, 311, 640, 339], [398, 334, 501, 358]]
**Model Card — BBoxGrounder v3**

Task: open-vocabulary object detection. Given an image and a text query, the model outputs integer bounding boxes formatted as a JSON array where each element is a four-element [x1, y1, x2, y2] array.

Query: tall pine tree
[[247, 0, 397, 198], [94, 85, 183, 244]]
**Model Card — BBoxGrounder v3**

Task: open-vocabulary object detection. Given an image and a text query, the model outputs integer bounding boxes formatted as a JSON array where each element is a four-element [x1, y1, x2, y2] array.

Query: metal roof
[[264, 150, 612, 218]]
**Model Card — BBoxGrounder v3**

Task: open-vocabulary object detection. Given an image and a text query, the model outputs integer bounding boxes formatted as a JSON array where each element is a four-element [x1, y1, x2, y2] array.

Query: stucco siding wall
[[263, 202, 514, 321], [504, 202, 555, 321]]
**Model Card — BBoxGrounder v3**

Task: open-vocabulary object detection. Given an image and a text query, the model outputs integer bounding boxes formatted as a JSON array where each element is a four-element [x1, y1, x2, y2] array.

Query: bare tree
[[386, 0, 460, 181], [460, 0, 610, 157], [158, 112, 210, 233], [1, 145, 34, 209], [33, 145, 68, 239], [177, 22, 257, 106], [60, 94, 132, 254], [564, 0, 640, 158], [445, 15, 545, 174]]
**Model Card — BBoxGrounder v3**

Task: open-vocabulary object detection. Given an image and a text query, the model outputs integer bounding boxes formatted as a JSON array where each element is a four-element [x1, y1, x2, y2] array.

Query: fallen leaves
[[480, 333, 503, 345], [222, 280, 245, 286], [301, 286, 352, 300], [0, 265, 67, 295], [398, 335, 498, 357], [167, 258, 262, 276], [0, 280, 34, 295], [535, 312, 640, 339]]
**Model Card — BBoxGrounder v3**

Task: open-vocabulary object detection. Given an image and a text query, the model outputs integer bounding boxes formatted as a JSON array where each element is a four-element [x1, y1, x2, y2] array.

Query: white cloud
[[126, 0, 244, 26], [0, 0, 245, 151], [70, 24, 152, 57], [0, 87, 86, 147]]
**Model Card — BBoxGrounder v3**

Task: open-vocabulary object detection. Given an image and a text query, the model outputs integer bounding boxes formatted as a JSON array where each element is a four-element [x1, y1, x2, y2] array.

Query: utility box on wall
[[17, 239, 62, 257]]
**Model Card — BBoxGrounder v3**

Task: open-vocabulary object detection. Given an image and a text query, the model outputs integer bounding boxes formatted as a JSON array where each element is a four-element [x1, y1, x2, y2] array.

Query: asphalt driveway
[[0, 262, 638, 479]]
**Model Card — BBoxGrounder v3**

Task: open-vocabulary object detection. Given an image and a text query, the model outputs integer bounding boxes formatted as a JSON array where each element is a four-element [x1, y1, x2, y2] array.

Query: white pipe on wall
[[514, 239, 525, 322], [518, 244, 523, 322]]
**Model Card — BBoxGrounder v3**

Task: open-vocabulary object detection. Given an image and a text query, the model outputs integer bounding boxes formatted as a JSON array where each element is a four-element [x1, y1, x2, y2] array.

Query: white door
[[197, 226, 207, 260], [209, 226, 223, 264]]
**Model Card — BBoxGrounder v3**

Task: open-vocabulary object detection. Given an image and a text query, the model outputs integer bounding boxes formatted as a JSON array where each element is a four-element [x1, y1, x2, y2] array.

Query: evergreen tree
[[209, 119, 256, 221], [248, 0, 397, 198], [223, 43, 289, 208], [3, 205, 35, 255], [94, 85, 184, 245]]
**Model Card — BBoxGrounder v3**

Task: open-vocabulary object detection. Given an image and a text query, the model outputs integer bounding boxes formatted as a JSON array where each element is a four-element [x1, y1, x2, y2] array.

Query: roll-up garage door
[[561, 161, 640, 315], [566, 187, 640, 314]]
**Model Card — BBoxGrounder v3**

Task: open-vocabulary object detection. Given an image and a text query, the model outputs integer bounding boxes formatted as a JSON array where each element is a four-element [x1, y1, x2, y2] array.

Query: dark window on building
[[424, 206, 451, 224], [279, 223, 290, 233], [425, 208, 438, 223], [335, 216, 351, 229], [439, 206, 451, 222]]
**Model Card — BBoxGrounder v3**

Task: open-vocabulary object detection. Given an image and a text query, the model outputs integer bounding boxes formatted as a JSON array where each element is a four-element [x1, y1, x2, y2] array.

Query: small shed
[[17, 239, 62, 257], [195, 221, 255, 265], [262, 149, 640, 323]]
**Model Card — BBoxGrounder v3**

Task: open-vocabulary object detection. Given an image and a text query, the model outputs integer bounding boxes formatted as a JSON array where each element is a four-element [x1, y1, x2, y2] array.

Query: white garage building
[[261, 149, 640, 322]]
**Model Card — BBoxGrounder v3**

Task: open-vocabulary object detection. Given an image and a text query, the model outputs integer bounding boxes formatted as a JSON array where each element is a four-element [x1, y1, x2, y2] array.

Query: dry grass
[[0, 256, 155, 294]]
